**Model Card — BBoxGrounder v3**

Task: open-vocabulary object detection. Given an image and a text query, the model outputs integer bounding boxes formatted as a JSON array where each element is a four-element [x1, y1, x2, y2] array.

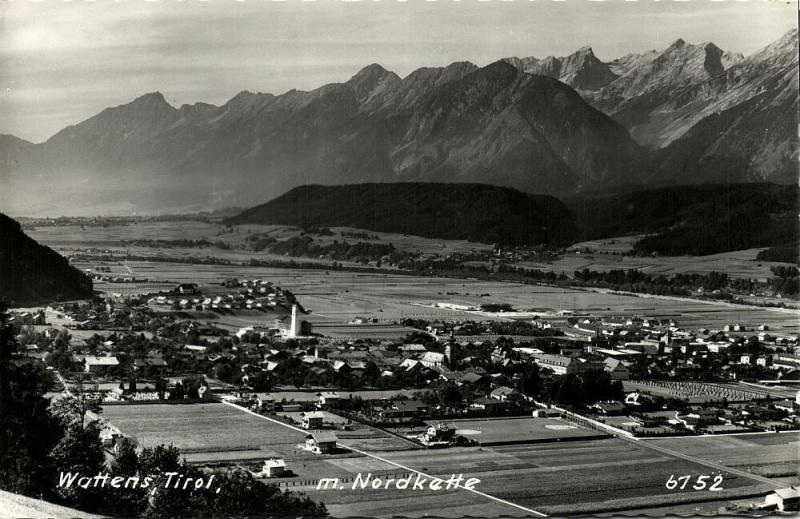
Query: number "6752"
[[666, 474, 724, 491]]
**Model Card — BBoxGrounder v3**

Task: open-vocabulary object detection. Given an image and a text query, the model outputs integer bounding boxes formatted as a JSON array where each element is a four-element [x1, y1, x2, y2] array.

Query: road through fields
[[222, 401, 548, 517]]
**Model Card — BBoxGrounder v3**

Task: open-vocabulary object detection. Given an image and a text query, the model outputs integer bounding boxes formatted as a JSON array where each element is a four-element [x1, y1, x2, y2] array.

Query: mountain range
[[0, 29, 796, 216]]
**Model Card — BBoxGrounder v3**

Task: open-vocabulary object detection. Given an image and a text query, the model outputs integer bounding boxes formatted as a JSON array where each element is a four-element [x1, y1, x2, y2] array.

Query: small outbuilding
[[764, 487, 800, 512], [262, 458, 287, 478]]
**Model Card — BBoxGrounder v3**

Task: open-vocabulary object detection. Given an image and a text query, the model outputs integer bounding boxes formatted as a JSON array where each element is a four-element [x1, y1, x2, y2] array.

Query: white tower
[[289, 304, 299, 338]]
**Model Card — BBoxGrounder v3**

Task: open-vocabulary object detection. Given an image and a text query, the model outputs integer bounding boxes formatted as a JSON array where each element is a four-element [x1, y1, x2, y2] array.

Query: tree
[[111, 437, 139, 476], [438, 383, 462, 409], [169, 382, 185, 400], [182, 376, 207, 398], [45, 347, 74, 371], [103, 437, 145, 515], [50, 421, 106, 510], [0, 302, 63, 498], [50, 379, 103, 428], [517, 362, 541, 397], [155, 378, 167, 400]]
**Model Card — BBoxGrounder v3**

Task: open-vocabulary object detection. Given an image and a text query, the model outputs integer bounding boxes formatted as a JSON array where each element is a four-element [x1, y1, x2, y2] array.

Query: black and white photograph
[[0, 0, 798, 517]]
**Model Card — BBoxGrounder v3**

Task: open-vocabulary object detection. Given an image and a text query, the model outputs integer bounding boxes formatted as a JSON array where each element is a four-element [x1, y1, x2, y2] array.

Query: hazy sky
[[1, 0, 795, 142]]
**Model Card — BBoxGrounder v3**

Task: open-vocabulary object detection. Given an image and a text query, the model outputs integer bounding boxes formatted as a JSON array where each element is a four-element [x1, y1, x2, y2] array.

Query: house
[[305, 431, 337, 454], [133, 357, 168, 375], [773, 353, 800, 371], [420, 351, 446, 368], [680, 408, 720, 428], [98, 424, 123, 447], [591, 401, 625, 415], [419, 422, 456, 446], [764, 487, 800, 512], [773, 399, 797, 413], [603, 358, 630, 380], [531, 353, 584, 375], [625, 392, 653, 406], [83, 355, 120, 375], [318, 392, 341, 407], [471, 398, 508, 414], [331, 360, 351, 373], [459, 372, 484, 385], [261, 458, 286, 478], [177, 283, 198, 295], [490, 386, 519, 401], [398, 344, 427, 353], [376, 400, 428, 423], [399, 358, 423, 373], [258, 394, 276, 411], [302, 411, 325, 429]]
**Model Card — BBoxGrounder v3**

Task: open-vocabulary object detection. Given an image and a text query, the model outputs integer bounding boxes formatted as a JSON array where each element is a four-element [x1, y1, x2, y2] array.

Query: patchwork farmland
[[100, 402, 778, 517]]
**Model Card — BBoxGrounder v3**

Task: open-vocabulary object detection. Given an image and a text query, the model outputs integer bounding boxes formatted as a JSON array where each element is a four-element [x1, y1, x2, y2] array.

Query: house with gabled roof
[[305, 431, 337, 453]]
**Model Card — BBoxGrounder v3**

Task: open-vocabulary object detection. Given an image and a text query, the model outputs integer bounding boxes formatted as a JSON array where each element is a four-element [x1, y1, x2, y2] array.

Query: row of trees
[[247, 234, 410, 266]]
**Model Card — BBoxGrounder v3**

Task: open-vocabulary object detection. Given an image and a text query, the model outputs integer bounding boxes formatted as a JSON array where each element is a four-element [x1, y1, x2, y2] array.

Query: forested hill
[[228, 183, 578, 246], [0, 213, 93, 305], [566, 183, 799, 256]]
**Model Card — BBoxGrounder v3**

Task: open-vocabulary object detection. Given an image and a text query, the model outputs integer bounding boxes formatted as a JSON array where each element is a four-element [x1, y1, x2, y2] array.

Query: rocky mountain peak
[[347, 63, 401, 104], [669, 38, 687, 49], [129, 91, 174, 112]]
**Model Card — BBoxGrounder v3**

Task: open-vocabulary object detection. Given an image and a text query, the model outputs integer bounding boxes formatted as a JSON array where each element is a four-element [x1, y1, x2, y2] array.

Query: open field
[[73, 261, 800, 335], [440, 416, 603, 445], [649, 432, 800, 479], [101, 402, 308, 455], [532, 246, 791, 281]]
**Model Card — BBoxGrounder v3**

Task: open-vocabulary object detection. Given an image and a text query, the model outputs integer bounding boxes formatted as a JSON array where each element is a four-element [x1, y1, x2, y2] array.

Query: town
[[7, 268, 800, 516]]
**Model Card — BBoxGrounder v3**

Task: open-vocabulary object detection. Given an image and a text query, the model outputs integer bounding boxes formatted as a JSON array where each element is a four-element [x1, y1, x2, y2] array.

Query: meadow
[[442, 416, 603, 444], [101, 402, 307, 455], [649, 432, 800, 479]]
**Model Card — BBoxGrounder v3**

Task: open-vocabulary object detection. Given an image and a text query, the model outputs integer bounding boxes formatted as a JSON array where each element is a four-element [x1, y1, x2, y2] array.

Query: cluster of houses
[[147, 279, 298, 313], [9, 282, 800, 439]]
